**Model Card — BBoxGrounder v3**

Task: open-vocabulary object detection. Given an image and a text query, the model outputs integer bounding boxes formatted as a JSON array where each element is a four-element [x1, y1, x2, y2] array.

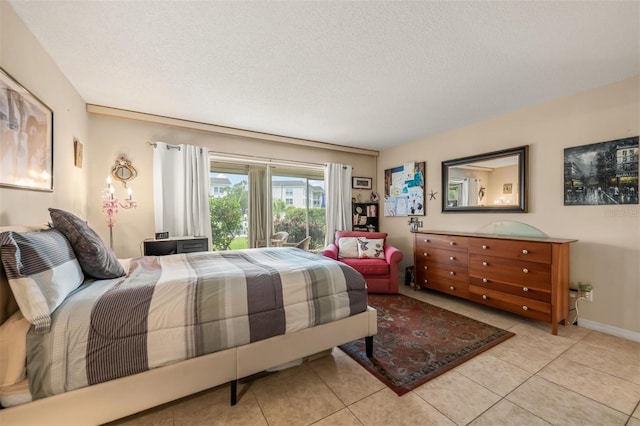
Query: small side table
[[143, 236, 208, 256]]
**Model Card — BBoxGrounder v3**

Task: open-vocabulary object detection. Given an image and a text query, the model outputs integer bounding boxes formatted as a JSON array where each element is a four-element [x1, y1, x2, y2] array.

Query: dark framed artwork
[[0, 68, 53, 191], [383, 161, 426, 216], [352, 176, 372, 189], [564, 136, 638, 205]]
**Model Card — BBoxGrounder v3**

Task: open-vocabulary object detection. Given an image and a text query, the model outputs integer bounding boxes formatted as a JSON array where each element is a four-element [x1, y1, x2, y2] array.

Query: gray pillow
[[0, 229, 84, 333], [48, 208, 125, 279]]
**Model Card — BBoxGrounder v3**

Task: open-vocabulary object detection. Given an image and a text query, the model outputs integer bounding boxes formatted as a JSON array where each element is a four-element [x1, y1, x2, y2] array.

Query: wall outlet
[[583, 289, 593, 302], [578, 288, 593, 302], [577, 282, 593, 302]]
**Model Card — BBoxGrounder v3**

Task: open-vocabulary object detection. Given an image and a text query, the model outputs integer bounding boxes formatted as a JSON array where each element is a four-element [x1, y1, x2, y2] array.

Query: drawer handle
[[482, 278, 488, 283], [424, 266, 428, 270], [482, 245, 488, 250], [523, 287, 529, 292], [424, 279, 428, 284], [482, 261, 488, 266], [482, 294, 488, 300], [450, 256, 455, 260], [423, 252, 429, 256], [522, 306, 529, 311], [449, 286, 455, 291], [449, 241, 456, 246], [450, 271, 455, 276], [522, 249, 529, 255], [424, 239, 430, 243], [523, 268, 529, 274]]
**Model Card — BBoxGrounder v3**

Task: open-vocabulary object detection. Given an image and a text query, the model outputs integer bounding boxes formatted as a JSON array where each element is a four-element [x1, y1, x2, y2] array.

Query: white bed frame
[[0, 307, 376, 426], [0, 224, 377, 426]]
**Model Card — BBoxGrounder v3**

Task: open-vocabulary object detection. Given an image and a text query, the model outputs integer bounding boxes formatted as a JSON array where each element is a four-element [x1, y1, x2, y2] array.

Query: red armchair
[[322, 231, 403, 293]]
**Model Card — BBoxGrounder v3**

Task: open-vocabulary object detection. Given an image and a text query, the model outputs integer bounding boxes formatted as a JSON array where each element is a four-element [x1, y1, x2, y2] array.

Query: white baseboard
[[577, 318, 640, 343]]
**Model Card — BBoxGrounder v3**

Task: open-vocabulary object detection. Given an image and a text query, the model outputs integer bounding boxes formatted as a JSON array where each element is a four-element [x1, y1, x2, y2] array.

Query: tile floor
[[108, 286, 640, 426]]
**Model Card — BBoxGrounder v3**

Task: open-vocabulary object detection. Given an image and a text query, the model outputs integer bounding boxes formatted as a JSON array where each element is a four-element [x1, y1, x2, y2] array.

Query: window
[[210, 158, 325, 251], [272, 170, 325, 251], [209, 167, 249, 250]]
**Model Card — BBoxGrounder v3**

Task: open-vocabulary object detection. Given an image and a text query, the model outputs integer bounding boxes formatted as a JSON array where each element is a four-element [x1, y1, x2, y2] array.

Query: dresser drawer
[[421, 276, 469, 298], [468, 238, 551, 263], [415, 248, 468, 267], [469, 254, 551, 289], [469, 285, 551, 322], [415, 234, 468, 252], [422, 264, 468, 284], [469, 276, 550, 302], [415, 259, 469, 284], [177, 238, 208, 253]]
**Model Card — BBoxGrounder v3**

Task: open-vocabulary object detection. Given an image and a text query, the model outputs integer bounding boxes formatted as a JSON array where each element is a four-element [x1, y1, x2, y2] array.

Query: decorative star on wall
[[429, 189, 438, 200]]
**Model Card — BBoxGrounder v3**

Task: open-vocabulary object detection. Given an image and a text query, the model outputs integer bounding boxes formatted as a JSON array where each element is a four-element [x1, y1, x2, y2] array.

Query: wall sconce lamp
[[102, 163, 138, 249]]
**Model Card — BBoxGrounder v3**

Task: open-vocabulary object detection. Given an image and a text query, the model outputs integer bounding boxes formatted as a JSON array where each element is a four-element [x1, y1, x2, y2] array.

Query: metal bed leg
[[365, 335, 373, 357], [230, 379, 237, 405]]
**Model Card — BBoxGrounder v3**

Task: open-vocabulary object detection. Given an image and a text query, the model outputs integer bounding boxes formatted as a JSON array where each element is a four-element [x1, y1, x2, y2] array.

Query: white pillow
[[338, 237, 359, 258], [0, 311, 30, 386], [357, 238, 385, 259]]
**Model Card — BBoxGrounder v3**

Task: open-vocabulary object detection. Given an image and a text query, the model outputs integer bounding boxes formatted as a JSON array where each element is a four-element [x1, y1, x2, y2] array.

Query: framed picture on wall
[[352, 176, 372, 189], [564, 136, 638, 205], [383, 161, 426, 216], [0, 68, 54, 191]]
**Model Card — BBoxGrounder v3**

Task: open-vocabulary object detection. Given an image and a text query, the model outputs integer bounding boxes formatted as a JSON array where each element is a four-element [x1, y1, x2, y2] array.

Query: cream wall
[[378, 77, 640, 336], [0, 2, 89, 224], [87, 114, 377, 258]]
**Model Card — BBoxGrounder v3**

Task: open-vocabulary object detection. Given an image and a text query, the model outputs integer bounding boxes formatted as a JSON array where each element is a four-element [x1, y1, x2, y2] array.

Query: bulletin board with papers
[[383, 161, 426, 216]]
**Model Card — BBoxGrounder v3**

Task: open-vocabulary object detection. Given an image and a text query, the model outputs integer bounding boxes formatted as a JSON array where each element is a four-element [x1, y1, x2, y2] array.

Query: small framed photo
[[0, 68, 53, 191], [503, 183, 513, 194], [74, 138, 83, 168], [352, 176, 372, 190]]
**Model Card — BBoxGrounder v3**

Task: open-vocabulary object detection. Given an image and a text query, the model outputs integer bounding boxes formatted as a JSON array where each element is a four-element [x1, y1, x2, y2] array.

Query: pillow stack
[[0, 209, 125, 334], [0, 228, 84, 333]]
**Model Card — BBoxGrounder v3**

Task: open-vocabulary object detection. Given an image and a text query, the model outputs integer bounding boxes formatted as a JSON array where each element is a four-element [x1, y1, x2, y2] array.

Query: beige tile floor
[[108, 286, 640, 426]]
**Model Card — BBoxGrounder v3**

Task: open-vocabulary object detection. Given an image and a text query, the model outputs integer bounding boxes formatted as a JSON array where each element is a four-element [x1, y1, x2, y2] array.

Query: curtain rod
[[209, 152, 327, 171], [147, 143, 346, 170], [147, 141, 181, 150]]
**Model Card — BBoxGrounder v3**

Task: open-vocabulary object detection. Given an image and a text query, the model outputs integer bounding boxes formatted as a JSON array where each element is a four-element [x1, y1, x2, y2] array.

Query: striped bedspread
[[26, 248, 368, 399]]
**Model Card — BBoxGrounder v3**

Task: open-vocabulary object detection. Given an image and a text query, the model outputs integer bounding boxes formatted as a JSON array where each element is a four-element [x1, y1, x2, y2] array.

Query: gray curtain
[[248, 166, 268, 248]]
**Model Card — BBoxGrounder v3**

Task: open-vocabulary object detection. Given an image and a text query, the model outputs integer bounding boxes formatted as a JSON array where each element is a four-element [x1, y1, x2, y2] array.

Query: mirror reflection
[[442, 146, 528, 213], [111, 155, 137, 187]]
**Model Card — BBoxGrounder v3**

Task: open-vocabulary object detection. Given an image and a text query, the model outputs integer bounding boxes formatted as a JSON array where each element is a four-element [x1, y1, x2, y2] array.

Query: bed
[[0, 218, 377, 426]]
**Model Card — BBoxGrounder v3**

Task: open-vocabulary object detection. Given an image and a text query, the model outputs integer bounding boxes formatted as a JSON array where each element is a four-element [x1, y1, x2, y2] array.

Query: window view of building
[[209, 164, 325, 251], [272, 175, 325, 250]]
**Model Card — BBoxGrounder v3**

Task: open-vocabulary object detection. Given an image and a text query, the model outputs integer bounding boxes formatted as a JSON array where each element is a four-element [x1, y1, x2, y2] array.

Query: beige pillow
[[357, 238, 385, 259], [338, 237, 359, 258], [0, 311, 30, 386]]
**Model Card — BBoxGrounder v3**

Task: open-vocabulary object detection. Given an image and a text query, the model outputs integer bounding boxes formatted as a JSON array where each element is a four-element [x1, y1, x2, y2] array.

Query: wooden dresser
[[414, 231, 577, 334]]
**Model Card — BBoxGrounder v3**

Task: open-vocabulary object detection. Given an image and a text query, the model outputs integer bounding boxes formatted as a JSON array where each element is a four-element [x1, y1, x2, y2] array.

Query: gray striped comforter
[[26, 248, 368, 399]]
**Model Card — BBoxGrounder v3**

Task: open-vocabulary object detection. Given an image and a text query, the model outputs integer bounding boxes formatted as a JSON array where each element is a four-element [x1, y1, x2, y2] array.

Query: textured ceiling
[[7, 1, 640, 151]]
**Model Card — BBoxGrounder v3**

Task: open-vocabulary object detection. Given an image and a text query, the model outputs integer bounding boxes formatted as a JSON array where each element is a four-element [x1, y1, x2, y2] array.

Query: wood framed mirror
[[442, 145, 528, 213]]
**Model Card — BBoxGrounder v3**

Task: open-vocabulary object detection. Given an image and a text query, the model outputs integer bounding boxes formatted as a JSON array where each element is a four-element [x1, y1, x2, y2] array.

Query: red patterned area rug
[[340, 294, 515, 396]]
